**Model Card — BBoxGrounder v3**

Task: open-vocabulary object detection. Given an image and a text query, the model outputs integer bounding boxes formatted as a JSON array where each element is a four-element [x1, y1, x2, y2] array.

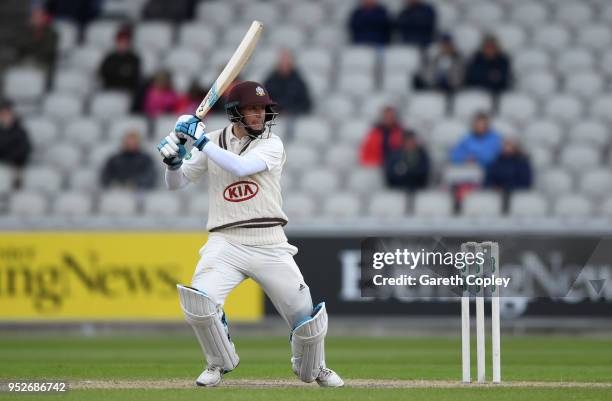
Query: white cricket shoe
[[196, 366, 223, 387], [316, 367, 344, 387]]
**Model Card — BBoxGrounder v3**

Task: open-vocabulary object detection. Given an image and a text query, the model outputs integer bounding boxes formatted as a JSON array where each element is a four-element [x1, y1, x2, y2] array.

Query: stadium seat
[[537, 168, 573, 197], [443, 165, 484, 186], [435, 2, 459, 30], [283, 192, 317, 219], [284, 145, 319, 172], [577, 25, 612, 52], [143, 191, 181, 217], [108, 116, 148, 143], [465, 2, 503, 30], [42, 92, 83, 122], [266, 25, 306, 49], [67, 46, 105, 73], [450, 24, 482, 55], [519, 71, 558, 99], [85, 20, 120, 50], [64, 118, 103, 148], [579, 169, 612, 200], [53, 192, 93, 216], [381, 72, 411, 95], [565, 73, 604, 99], [8, 191, 48, 217], [431, 119, 467, 149], [140, 50, 161, 76], [286, 3, 325, 29], [599, 197, 612, 218], [384, 46, 420, 75], [590, 95, 612, 124], [557, 49, 594, 75], [514, 48, 551, 74], [525, 146, 553, 169], [54, 20, 78, 54], [406, 93, 447, 127], [88, 143, 119, 169], [301, 169, 339, 196], [296, 48, 333, 76], [323, 192, 361, 218], [90, 91, 131, 122], [0, 166, 13, 194], [368, 191, 408, 218], [23, 118, 59, 149], [302, 69, 330, 98], [545, 95, 584, 124], [523, 120, 563, 149], [533, 25, 570, 53], [22, 167, 63, 193], [509, 192, 549, 217], [178, 23, 217, 53], [413, 190, 454, 217], [555, 2, 593, 28], [187, 192, 209, 216], [361, 94, 402, 122], [68, 168, 100, 192], [337, 72, 375, 98], [310, 26, 347, 49], [499, 93, 537, 125], [54, 69, 91, 97], [570, 121, 608, 148], [3, 67, 45, 103], [325, 144, 359, 172], [346, 169, 384, 194], [44, 143, 83, 172], [99, 191, 138, 216], [339, 47, 377, 74], [452, 91, 493, 121], [240, 2, 280, 27], [559, 145, 600, 173], [338, 120, 370, 146], [553, 195, 593, 218], [163, 47, 204, 77], [462, 191, 503, 217], [293, 118, 332, 146], [511, 2, 548, 28], [492, 24, 526, 54], [320, 94, 355, 122], [195, 1, 234, 27], [134, 22, 173, 54]]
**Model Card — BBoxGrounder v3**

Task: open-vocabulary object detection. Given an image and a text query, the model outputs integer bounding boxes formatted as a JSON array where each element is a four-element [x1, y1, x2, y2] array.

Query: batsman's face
[[241, 105, 266, 131]]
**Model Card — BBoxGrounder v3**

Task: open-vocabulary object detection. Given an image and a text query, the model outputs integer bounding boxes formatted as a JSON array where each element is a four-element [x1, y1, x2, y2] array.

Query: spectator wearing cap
[[465, 35, 512, 95], [348, 0, 392, 46], [0, 99, 32, 170], [101, 131, 156, 190], [264, 49, 312, 116], [384, 130, 430, 191], [450, 112, 502, 168], [414, 33, 463, 94], [485, 137, 532, 193], [98, 25, 141, 96], [360, 106, 405, 167], [395, 0, 437, 48]]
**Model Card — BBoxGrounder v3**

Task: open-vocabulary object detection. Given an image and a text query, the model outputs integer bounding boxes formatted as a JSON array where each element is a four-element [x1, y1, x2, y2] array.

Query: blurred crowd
[[1, 0, 528, 209]]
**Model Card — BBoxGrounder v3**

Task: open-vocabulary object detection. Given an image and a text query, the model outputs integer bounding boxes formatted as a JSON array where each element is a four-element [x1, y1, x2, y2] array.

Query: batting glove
[[157, 132, 187, 170], [174, 114, 209, 151]]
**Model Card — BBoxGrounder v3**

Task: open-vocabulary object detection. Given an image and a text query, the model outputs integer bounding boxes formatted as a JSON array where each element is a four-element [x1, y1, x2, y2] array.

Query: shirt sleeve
[[247, 136, 285, 172], [181, 145, 209, 182]]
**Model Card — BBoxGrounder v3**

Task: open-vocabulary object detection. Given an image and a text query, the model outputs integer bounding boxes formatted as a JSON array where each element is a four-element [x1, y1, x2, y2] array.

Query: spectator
[[143, 70, 178, 118], [348, 0, 392, 46], [465, 35, 512, 94], [175, 81, 205, 115], [44, 0, 101, 33], [450, 112, 502, 167], [485, 137, 532, 192], [142, 0, 197, 21], [0, 99, 32, 169], [264, 49, 312, 115], [360, 106, 405, 167], [101, 131, 156, 190], [414, 33, 463, 94], [16, 7, 58, 81], [395, 0, 437, 47], [98, 25, 141, 95], [384, 130, 430, 191]]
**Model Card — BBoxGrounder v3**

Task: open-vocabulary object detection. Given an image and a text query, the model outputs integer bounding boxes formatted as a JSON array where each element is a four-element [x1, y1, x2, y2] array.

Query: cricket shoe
[[316, 367, 344, 387], [196, 366, 223, 387]]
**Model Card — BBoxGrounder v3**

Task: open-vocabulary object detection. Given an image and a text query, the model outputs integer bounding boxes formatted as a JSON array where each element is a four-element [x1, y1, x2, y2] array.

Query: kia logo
[[223, 181, 259, 202]]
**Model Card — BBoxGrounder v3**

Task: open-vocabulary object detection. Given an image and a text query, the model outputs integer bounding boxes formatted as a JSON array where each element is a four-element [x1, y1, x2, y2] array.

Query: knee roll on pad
[[290, 302, 328, 383], [177, 284, 239, 372]]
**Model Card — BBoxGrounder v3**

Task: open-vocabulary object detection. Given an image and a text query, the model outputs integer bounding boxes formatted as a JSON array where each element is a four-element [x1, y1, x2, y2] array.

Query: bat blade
[[195, 21, 263, 120]]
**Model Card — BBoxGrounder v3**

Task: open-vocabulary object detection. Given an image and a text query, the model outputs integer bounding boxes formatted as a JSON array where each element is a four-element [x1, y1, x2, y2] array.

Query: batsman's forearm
[[201, 142, 267, 177], [165, 167, 189, 190]]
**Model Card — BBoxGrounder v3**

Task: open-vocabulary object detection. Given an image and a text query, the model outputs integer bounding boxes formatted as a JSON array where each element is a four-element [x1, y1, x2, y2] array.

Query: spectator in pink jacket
[[143, 70, 178, 118]]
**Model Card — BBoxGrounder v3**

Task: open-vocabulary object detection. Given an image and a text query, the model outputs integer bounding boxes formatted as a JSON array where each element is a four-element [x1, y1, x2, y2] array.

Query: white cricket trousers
[[191, 233, 314, 329]]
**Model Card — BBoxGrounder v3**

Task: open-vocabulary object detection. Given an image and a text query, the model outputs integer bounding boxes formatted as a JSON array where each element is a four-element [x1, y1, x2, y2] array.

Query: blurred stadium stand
[[1, 0, 612, 232]]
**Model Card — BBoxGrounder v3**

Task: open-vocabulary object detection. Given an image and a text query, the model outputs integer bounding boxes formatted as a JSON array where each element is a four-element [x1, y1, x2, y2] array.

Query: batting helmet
[[225, 81, 278, 138]]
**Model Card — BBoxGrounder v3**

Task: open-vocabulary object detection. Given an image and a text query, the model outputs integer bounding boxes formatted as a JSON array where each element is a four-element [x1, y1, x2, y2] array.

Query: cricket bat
[[195, 20, 264, 120]]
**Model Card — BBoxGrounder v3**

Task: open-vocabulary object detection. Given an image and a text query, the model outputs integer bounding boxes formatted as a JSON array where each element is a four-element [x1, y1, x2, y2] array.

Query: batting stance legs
[[177, 235, 343, 387]]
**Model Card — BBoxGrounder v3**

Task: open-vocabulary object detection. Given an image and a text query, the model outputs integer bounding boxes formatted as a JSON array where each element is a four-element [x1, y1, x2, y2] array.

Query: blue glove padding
[[194, 134, 209, 151], [157, 137, 187, 169], [174, 115, 201, 140]]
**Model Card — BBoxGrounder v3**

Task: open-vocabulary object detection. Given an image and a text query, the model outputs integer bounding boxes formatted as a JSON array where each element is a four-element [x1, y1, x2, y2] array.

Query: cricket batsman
[[156, 81, 344, 388]]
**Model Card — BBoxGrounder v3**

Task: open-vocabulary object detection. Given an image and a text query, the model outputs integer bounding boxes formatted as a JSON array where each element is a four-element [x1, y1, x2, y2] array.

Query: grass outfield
[[1, 335, 611, 400]]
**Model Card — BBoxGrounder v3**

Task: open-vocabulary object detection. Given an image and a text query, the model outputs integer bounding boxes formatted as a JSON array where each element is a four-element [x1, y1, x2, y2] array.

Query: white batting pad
[[177, 285, 239, 372], [290, 302, 328, 383]]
